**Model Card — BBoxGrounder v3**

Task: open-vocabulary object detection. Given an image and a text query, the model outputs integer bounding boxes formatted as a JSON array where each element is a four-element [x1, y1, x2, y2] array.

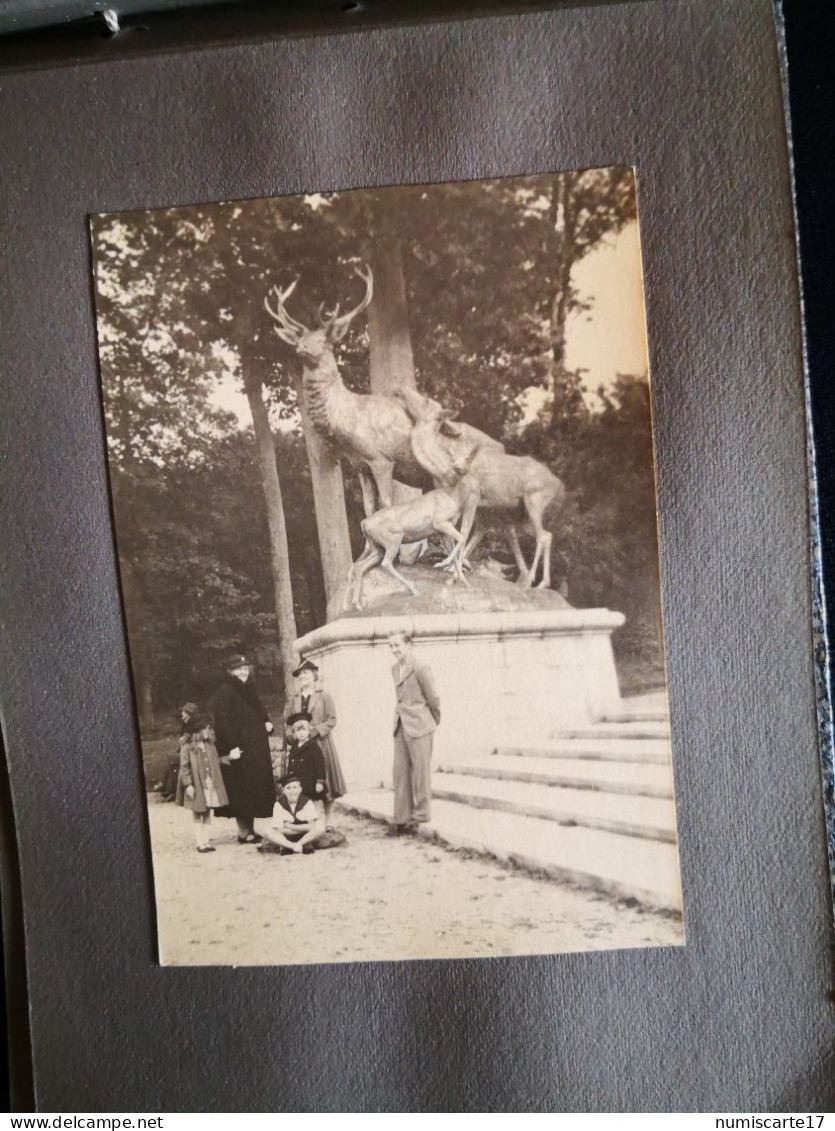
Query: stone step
[[614, 691, 669, 709], [336, 789, 683, 911], [599, 708, 669, 724], [438, 754, 675, 799], [598, 691, 669, 725], [497, 738, 671, 764], [433, 772, 677, 843], [553, 722, 670, 740]]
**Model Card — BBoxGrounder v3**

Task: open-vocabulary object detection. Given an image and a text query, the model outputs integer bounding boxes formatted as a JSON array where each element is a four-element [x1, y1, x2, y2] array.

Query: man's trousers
[[392, 725, 434, 826]]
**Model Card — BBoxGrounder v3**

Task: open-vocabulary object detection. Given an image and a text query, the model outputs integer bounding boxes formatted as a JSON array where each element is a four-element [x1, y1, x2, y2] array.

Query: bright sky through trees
[[210, 220, 648, 430]]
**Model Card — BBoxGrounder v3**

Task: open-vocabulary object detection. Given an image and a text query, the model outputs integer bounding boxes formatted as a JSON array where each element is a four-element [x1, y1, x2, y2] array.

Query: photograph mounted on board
[[91, 168, 684, 966]]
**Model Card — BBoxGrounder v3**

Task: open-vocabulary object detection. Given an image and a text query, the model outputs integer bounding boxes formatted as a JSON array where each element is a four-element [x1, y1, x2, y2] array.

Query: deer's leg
[[348, 520, 378, 588], [434, 539, 460, 570], [436, 494, 478, 571], [368, 461, 395, 510], [349, 536, 375, 580], [434, 520, 469, 586], [537, 482, 566, 590], [536, 531, 553, 588], [461, 526, 484, 567], [379, 538, 419, 597], [524, 541, 543, 588], [524, 491, 553, 589], [351, 543, 384, 609], [460, 498, 481, 582], [504, 524, 529, 588], [357, 468, 379, 518]]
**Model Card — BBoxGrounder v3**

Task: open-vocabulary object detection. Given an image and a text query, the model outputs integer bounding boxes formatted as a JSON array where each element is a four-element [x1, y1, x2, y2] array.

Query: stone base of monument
[[334, 692, 681, 912], [294, 563, 627, 790], [295, 566, 680, 912]]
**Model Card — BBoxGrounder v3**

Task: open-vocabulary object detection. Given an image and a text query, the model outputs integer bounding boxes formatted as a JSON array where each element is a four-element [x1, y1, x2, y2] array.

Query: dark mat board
[[0, 0, 832, 1112]]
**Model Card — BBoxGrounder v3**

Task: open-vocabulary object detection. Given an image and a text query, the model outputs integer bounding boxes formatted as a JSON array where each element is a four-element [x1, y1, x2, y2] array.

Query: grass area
[[615, 652, 667, 698]]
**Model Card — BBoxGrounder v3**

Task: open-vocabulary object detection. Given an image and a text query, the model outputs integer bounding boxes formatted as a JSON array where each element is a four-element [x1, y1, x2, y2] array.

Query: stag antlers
[[264, 264, 373, 345], [264, 278, 304, 344]]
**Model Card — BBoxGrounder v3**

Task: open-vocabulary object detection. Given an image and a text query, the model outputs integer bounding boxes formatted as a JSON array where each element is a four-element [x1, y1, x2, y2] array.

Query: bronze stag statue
[[264, 265, 498, 517], [265, 265, 565, 598]]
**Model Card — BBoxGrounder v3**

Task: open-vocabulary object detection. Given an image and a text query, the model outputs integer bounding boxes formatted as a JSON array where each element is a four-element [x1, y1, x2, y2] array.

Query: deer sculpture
[[400, 388, 566, 589], [348, 413, 483, 609], [264, 265, 499, 517]]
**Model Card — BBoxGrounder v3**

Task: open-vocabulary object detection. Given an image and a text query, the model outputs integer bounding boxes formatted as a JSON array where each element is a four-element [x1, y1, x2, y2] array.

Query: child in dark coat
[[176, 707, 229, 853], [285, 659, 346, 829], [284, 712, 327, 804]]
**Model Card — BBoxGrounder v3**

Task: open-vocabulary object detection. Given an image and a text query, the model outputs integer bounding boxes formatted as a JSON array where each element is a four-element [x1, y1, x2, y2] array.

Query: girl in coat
[[176, 707, 229, 853], [285, 659, 346, 829]]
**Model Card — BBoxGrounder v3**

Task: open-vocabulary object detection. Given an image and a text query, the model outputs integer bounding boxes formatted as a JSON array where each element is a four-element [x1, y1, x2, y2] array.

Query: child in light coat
[[176, 707, 229, 853]]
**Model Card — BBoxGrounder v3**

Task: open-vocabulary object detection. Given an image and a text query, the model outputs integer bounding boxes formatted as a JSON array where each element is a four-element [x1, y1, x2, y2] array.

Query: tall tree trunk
[[294, 371, 353, 613], [548, 171, 578, 432], [243, 375, 298, 702], [120, 554, 156, 734], [366, 193, 421, 507], [366, 226, 416, 396]]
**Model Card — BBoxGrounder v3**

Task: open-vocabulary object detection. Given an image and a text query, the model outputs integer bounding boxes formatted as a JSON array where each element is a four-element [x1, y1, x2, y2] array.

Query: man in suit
[[388, 629, 441, 835]]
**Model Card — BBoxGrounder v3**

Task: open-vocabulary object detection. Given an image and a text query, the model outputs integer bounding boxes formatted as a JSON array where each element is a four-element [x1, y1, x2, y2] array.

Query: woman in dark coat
[[212, 654, 276, 843]]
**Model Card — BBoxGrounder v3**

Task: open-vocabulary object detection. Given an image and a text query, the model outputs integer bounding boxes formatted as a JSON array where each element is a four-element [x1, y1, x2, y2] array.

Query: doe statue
[[399, 387, 566, 590], [348, 395, 483, 608]]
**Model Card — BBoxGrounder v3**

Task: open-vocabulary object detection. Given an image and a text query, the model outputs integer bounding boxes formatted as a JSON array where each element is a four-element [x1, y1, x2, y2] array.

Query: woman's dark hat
[[292, 659, 319, 678], [226, 653, 250, 670], [286, 711, 313, 727]]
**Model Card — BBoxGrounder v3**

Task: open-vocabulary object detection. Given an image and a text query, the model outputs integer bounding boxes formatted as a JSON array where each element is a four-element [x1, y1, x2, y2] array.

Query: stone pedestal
[[294, 607, 626, 791]]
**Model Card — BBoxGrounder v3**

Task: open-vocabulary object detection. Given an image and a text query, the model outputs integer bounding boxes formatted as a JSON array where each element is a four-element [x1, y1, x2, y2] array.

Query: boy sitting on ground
[[259, 773, 323, 855]]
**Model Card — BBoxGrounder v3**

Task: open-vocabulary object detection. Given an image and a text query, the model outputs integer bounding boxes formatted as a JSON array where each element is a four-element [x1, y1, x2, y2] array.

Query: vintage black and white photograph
[[91, 169, 684, 966]]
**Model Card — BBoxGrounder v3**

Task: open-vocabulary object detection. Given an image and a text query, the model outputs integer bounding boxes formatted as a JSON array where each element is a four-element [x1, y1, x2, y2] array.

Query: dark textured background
[[782, 0, 835, 936], [1, 0, 833, 1112]]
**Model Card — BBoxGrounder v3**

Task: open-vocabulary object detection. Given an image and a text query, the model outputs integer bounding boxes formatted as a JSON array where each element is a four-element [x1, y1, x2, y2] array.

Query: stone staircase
[[337, 693, 683, 912]]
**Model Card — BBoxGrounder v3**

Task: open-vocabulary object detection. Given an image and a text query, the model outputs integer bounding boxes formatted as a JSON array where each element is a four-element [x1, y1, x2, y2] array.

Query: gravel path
[[149, 798, 683, 966]]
